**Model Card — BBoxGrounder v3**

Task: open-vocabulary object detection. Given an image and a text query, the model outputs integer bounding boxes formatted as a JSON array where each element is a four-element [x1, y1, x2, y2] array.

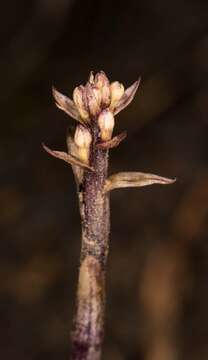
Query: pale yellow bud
[[73, 86, 89, 121], [74, 125, 92, 163], [110, 81, 125, 109], [98, 109, 115, 141], [74, 124, 92, 148]]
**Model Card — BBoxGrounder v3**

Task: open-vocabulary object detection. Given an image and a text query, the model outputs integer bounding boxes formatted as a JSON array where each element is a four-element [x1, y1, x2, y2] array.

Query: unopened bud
[[74, 125, 92, 163], [74, 124, 92, 148], [85, 83, 101, 117], [95, 71, 108, 89], [95, 71, 111, 107], [98, 109, 115, 141], [110, 81, 125, 109], [73, 86, 89, 122]]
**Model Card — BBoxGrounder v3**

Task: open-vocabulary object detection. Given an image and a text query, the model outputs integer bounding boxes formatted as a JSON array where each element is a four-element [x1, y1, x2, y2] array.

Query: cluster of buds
[[72, 71, 120, 142], [45, 72, 140, 170], [53, 71, 140, 145], [44, 70, 175, 190]]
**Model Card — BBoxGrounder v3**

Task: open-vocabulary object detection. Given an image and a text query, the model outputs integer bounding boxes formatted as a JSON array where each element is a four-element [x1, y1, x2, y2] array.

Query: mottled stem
[[71, 124, 110, 360]]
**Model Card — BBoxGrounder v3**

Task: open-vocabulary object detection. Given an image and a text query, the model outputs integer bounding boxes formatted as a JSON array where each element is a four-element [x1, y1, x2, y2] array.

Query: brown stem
[[71, 124, 110, 360]]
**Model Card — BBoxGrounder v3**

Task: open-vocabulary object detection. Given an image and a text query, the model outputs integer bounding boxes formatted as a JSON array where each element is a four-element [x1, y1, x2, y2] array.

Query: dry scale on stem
[[43, 71, 175, 360]]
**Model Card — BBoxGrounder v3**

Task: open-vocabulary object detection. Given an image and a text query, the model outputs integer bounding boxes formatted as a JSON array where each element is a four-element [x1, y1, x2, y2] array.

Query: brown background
[[1, 0, 208, 359]]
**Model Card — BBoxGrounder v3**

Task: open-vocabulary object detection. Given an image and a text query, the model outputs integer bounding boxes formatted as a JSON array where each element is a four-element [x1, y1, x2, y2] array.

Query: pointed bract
[[97, 131, 127, 149], [42, 143, 93, 171], [114, 78, 141, 115], [52, 87, 80, 121], [105, 171, 176, 192]]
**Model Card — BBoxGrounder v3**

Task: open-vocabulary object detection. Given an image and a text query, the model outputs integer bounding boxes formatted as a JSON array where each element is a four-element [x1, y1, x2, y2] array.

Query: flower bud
[[94, 71, 108, 89], [95, 71, 111, 107], [74, 124, 92, 148], [73, 86, 89, 122], [110, 81, 125, 109], [74, 124, 92, 163], [85, 83, 101, 117], [98, 109, 115, 141]]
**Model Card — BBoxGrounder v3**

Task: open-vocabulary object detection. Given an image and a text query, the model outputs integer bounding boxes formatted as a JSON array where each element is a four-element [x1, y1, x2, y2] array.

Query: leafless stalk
[[43, 71, 175, 360]]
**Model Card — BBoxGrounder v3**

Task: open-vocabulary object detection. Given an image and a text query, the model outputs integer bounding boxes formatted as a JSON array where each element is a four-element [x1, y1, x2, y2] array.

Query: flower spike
[[44, 70, 176, 360]]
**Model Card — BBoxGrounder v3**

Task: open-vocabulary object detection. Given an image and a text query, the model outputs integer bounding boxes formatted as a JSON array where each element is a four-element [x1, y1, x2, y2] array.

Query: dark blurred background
[[1, 0, 208, 359]]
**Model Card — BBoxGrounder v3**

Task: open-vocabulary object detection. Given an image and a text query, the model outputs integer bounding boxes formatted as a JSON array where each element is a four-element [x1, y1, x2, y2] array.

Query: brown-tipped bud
[[110, 81, 125, 109], [95, 71, 108, 89], [95, 71, 111, 107], [73, 86, 89, 122], [74, 125, 92, 163], [85, 83, 101, 117], [98, 109, 115, 141]]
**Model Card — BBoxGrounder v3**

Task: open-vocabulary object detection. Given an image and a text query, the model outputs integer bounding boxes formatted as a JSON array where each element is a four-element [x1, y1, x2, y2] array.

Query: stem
[[71, 124, 110, 360]]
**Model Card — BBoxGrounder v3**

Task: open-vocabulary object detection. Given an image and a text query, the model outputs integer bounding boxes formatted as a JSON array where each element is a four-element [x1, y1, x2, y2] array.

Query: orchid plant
[[43, 71, 175, 360]]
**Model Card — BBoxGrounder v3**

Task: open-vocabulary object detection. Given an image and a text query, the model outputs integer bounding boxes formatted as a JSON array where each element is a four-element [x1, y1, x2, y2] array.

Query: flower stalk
[[43, 71, 175, 360]]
